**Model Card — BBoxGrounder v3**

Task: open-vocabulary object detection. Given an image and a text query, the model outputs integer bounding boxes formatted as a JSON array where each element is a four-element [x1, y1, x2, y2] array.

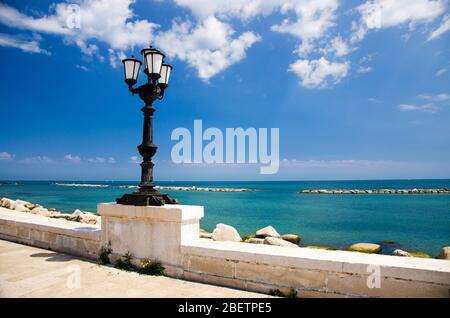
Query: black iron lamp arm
[[157, 86, 166, 100], [126, 81, 167, 106], [127, 83, 140, 96], [127, 81, 166, 99]]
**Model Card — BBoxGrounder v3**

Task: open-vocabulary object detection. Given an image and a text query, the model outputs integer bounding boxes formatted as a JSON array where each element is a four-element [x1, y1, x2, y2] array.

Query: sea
[[1, 179, 450, 256]]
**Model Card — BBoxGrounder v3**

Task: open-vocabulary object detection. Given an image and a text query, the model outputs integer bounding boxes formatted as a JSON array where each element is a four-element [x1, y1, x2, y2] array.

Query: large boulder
[[81, 212, 101, 225], [50, 213, 74, 221], [14, 203, 30, 213], [199, 228, 213, 239], [392, 249, 411, 257], [61, 210, 100, 224], [25, 203, 39, 210], [14, 200, 37, 212], [256, 226, 280, 238], [348, 243, 382, 254], [264, 237, 298, 248], [242, 234, 256, 241], [0, 198, 16, 209], [69, 209, 84, 222], [30, 206, 52, 217], [437, 247, 450, 260], [281, 234, 301, 244], [15, 199, 32, 207], [245, 238, 265, 244], [212, 224, 241, 242], [408, 251, 431, 258], [200, 231, 213, 239]]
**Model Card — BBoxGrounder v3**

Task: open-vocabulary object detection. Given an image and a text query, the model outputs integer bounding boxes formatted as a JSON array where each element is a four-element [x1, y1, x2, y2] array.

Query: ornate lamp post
[[116, 46, 178, 206]]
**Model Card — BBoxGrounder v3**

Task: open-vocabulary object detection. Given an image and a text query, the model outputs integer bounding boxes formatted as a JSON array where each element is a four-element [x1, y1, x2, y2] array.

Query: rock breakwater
[[54, 183, 252, 192]]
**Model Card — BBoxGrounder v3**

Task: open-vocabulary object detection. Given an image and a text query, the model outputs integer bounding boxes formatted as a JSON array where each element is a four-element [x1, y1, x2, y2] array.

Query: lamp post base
[[115, 189, 179, 206]]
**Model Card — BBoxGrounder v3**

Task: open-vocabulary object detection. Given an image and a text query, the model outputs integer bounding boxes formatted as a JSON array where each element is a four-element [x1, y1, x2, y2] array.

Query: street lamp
[[116, 46, 178, 206]]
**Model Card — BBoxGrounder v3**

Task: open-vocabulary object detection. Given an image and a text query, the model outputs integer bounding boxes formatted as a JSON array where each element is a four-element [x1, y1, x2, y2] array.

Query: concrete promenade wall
[[98, 203, 450, 298], [1, 204, 450, 297], [181, 239, 450, 297], [0, 208, 100, 260]]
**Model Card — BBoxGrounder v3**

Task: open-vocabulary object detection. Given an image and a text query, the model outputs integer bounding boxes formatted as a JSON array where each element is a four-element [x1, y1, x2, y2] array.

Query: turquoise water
[[1, 180, 450, 256]]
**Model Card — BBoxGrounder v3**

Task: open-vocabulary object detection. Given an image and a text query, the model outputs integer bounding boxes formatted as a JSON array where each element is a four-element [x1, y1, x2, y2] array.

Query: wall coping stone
[[0, 207, 100, 241], [98, 203, 204, 223]]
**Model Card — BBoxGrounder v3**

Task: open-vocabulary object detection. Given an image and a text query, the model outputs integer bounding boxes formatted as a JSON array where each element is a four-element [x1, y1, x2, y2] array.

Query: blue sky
[[0, 0, 449, 181]]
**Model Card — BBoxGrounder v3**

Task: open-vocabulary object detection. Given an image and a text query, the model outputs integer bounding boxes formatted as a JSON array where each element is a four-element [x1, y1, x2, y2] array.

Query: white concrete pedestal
[[98, 203, 203, 275]]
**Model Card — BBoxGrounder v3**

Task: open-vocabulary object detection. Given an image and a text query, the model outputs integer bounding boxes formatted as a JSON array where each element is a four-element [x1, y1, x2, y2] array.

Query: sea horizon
[[3, 177, 450, 183]]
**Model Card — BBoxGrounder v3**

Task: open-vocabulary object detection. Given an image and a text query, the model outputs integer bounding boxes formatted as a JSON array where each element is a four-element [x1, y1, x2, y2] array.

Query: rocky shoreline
[[0, 197, 100, 225], [301, 188, 450, 194], [53, 183, 252, 192], [201, 224, 450, 260]]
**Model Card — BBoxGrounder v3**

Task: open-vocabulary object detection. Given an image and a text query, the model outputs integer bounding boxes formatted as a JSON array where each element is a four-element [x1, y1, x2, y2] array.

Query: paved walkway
[[0, 240, 267, 298]]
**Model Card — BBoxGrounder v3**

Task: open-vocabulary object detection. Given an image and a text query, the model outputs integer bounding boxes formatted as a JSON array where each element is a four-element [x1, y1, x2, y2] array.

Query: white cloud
[[418, 93, 450, 102], [174, 0, 341, 66], [352, 0, 448, 43], [0, 3, 70, 35], [156, 16, 260, 80], [268, 1, 350, 88], [357, 66, 373, 73], [428, 14, 450, 40], [87, 156, 116, 163], [0, 1, 260, 77], [76, 65, 90, 72], [166, 1, 341, 81], [108, 48, 127, 68], [435, 67, 448, 76], [129, 156, 139, 163], [289, 57, 349, 88], [0, 152, 14, 161], [0, 0, 158, 66], [359, 53, 376, 64], [398, 103, 438, 113], [324, 36, 351, 57], [68, 0, 158, 50], [275, 158, 450, 180], [280, 159, 398, 168], [87, 157, 106, 163], [0, 33, 49, 55], [173, 0, 280, 20], [271, 0, 339, 55], [20, 156, 53, 164], [368, 97, 382, 103], [356, 53, 376, 74], [64, 154, 81, 163], [398, 93, 449, 113]]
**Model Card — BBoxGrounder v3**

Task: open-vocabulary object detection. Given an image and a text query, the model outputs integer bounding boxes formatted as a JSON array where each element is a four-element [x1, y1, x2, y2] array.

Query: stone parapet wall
[[180, 240, 450, 297], [0, 208, 100, 260]]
